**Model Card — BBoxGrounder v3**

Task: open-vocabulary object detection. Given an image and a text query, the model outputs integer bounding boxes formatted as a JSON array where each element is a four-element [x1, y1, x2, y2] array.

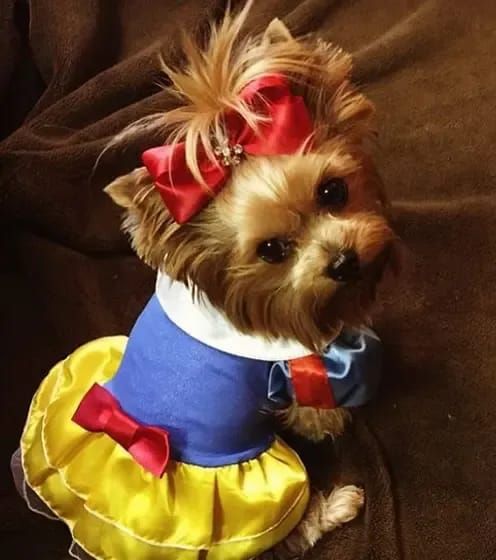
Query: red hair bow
[[142, 74, 313, 224], [73, 383, 170, 477]]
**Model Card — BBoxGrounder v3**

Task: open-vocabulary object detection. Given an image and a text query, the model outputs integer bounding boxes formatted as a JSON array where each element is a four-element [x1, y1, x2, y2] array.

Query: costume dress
[[13, 272, 382, 560]]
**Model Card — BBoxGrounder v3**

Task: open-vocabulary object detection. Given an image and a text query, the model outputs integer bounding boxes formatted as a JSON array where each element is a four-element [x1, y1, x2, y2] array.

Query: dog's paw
[[321, 485, 365, 529], [279, 405, 351, 442], [266, 486, 365, 560]]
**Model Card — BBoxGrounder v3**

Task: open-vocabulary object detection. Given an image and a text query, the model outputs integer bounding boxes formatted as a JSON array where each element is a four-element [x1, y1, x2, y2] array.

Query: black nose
[[327, 249, 361, 282]]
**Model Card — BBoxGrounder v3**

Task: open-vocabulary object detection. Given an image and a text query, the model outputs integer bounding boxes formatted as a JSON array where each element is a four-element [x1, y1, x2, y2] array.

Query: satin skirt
[[17, 336, 310, 560]]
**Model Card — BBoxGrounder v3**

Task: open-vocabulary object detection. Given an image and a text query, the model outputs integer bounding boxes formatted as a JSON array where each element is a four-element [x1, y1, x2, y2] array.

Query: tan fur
[[105, 4, 398, 557], [278, 405, 351, 442]]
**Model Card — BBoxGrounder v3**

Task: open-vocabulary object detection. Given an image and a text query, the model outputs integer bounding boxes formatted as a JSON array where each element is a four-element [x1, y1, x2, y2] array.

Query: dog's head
[[106, 7, 399, 351]]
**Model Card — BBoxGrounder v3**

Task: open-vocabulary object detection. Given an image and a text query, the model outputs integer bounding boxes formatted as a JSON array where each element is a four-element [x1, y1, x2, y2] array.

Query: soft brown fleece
[[1, 1, 495, 559]]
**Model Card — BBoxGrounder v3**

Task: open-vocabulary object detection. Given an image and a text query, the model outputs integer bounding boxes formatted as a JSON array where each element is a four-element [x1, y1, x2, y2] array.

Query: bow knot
[[214, 140, 244, 167], [142, 74, 314, 224], [73, 383, 170, 477], [101, 405, 138, 448]]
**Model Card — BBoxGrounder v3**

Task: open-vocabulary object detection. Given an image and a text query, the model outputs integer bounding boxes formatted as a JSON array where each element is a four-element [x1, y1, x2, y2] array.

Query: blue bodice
[[105, 295, 382, 467]]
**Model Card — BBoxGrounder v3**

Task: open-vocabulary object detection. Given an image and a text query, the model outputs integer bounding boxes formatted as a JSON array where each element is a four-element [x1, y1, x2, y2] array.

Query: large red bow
[[142, 74, 313, 223], [72, 383, 170, 477]]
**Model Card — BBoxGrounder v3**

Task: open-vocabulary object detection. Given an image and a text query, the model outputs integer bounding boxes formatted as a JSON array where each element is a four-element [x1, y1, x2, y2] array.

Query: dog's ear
[[262, 18, 293, 44], [331, 85, 376, 144], [104, 167, 151, 208], [105, 167, 176, 269]]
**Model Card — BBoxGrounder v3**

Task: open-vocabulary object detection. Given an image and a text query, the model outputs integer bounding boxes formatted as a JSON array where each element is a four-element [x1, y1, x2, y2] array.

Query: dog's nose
[[327, 249, 361, 282]]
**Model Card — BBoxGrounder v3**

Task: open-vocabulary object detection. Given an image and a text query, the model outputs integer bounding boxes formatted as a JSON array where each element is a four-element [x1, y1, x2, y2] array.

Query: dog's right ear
[[104, 167, 152, 208]]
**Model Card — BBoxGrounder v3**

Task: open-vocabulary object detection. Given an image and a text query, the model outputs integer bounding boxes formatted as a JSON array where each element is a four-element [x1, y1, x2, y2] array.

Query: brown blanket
[[1, 1, 495, 558]]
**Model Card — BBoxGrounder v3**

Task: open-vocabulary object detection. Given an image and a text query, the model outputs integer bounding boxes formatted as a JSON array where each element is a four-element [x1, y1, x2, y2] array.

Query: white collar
[[155, 272, 312, 361]]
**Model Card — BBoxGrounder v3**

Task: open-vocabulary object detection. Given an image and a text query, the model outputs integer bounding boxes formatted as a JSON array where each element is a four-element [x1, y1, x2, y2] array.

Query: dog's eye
[[257, 238, 290, 264], [316, 178, 348, 209]]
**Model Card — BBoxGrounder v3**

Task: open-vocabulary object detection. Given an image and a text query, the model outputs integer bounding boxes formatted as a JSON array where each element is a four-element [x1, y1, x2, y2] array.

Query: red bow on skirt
[[73, 383, 170, 477]]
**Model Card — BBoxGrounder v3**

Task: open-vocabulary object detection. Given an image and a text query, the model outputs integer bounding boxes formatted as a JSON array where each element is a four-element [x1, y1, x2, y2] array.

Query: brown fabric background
[[1, 1, 495, 558]]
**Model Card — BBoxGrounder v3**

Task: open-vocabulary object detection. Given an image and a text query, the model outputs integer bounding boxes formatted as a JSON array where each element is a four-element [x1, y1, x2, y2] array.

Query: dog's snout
[[327, 249, 361, 282]]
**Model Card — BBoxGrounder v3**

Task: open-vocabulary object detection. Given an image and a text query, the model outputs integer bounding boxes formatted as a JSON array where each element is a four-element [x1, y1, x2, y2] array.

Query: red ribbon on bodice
[[288, 355, 336, 409], [72, 383, 170, 477], [142, 74, 314, 223]]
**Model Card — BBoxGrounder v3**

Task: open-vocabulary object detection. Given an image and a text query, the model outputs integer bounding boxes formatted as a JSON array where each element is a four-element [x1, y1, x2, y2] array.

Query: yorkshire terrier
[[10, 5, 398, 559], [102, 6, 397, 557]]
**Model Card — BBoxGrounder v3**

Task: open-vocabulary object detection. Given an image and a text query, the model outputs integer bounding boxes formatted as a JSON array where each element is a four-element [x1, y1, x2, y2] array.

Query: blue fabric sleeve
[[267, 327, 383, 409]]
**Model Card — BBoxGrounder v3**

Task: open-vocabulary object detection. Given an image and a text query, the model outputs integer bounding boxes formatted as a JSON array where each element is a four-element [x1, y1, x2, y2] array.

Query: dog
[[102, 4, 398, 558]]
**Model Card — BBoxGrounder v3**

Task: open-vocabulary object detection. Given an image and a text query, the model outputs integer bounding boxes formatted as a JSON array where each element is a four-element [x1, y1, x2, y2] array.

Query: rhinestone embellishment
[[214, 140, 244, 167]]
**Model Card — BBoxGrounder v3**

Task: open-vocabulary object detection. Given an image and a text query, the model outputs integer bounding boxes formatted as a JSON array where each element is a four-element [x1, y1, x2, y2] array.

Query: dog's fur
[[105, 3, 397, 557]]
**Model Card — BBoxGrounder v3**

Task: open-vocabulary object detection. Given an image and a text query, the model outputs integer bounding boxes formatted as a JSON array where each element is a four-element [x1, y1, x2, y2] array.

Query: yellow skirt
[[20, 336, 310, 560]]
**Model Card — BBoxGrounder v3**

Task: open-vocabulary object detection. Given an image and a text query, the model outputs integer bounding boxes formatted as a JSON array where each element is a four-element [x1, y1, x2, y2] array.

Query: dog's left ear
[[262, 18, 293, 44]]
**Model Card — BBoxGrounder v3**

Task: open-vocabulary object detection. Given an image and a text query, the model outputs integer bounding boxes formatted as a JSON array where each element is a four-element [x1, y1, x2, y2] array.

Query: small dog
[[103, 5, 397, 559]]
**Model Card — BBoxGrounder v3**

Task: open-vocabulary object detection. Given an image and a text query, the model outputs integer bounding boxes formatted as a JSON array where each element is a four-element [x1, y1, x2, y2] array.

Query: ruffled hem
[[20, 337, 309, 560]]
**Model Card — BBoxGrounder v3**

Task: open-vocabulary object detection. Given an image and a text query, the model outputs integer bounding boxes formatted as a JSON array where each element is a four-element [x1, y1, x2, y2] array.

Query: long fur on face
[[105, 3, 398, 351]]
